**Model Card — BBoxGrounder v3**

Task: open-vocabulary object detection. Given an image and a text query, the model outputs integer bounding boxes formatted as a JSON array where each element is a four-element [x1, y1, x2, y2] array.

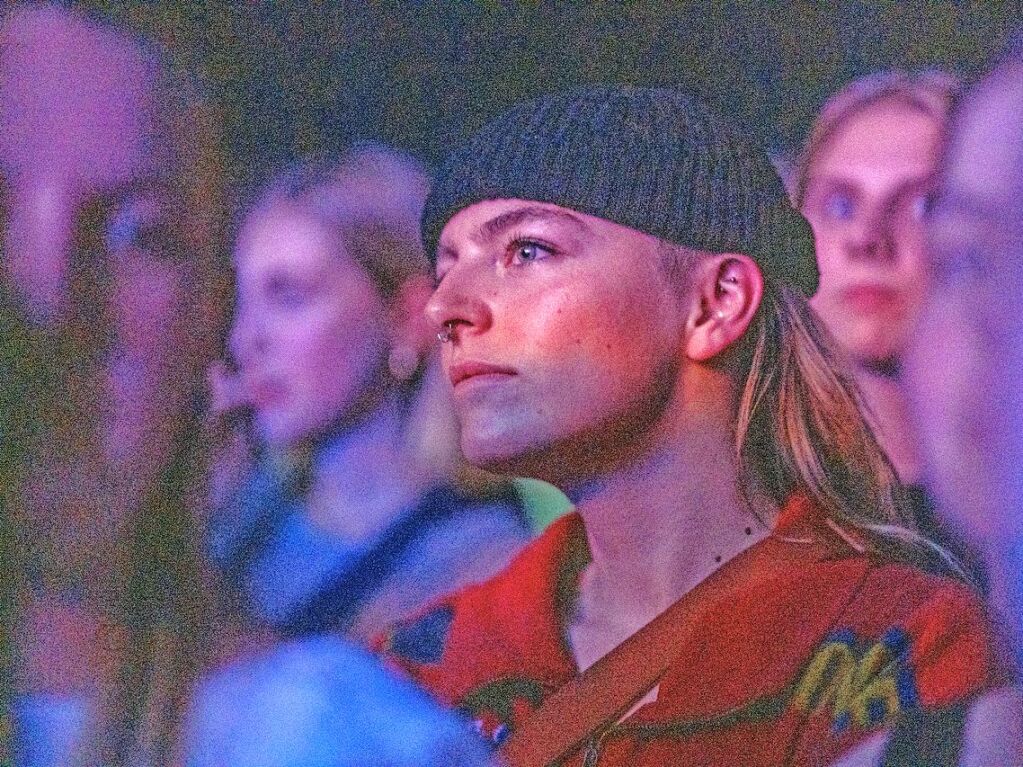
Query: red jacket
[[382, 495, 1005, 766]]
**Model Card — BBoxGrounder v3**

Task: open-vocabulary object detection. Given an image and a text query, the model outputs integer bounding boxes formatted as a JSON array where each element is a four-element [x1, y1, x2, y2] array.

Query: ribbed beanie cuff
[[421, 86, 818, 296]]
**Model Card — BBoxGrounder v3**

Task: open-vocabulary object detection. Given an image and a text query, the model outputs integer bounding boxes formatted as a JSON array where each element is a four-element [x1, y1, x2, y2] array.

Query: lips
[[448, 360, 517, 388], [841, 284, 903, 313], [246, 378, 286, 409]]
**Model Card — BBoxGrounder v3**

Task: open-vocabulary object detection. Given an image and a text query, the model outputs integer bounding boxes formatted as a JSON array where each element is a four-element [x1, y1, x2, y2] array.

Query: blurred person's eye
[[822, 191, 856, 221], [104, 193, 179, 261], [893, 185, 936, 227], [432, 247, 456, 288], [432, 263, 450, 288], [267, 276, 314, 309], [909, 191, 935, 221]]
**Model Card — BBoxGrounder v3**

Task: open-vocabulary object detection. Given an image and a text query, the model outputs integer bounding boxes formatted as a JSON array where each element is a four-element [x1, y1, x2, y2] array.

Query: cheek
[[979, 282, 1023, 496], [905, 299, 1023, 528], [891, 229, 931, 294], [805, 215, 857, 293], [3, 189, 75, 318], [905, 301, 987, 470], [282, 304, 387, 408], [317, 329, 383, 393], [111, 261, 188, 355], [908, 323, 973, 420], [807, 227, 848, 314], [809, 224, 843, 278], [513, 282, 669, 409]]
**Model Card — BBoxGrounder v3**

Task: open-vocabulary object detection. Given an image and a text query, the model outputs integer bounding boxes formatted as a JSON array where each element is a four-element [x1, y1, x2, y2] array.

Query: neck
[[567, 410, 769, 633], [304, 399, 418, 542], [855, 363, 922, 485]]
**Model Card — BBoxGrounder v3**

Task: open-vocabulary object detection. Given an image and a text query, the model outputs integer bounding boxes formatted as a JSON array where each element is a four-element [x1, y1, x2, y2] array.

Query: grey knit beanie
[[422, 86, 819, 296]]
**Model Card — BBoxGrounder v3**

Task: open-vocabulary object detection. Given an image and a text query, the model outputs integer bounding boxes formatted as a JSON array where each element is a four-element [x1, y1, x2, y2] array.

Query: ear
[[388, 274, 437, 356], [684, 254, 765, 362]]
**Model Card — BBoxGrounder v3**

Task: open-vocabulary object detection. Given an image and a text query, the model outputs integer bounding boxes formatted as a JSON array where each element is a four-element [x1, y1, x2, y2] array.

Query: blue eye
[[511, 240, 555, 265], [824, 192, 856, 221]]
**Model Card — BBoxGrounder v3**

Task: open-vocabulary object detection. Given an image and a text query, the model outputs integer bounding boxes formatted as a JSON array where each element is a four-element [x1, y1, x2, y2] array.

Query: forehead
[[438, 198, 652, 251], [811, 100, 942, 180], [236, 205, 340, 274], [0, 5, 165, 188]]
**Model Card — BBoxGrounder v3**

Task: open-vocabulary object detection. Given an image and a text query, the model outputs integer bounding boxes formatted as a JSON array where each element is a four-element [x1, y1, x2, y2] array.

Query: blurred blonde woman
[[793, 71, 958, 486], [205, 144, 531, 647], [185, 144, 531, 766]]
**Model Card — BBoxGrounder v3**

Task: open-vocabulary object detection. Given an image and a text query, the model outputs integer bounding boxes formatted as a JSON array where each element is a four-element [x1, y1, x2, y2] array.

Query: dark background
[[81, 1, 1022, 178]]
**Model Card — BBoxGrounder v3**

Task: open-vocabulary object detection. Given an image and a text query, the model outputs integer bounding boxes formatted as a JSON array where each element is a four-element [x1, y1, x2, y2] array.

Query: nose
[[424, 263, 493, 343], [847, 205, 897, 264], [228, 302, 267, 367]]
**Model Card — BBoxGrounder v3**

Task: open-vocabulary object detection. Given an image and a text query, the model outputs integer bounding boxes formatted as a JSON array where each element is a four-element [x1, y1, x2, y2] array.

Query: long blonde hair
[[734, 278, 959, 571]]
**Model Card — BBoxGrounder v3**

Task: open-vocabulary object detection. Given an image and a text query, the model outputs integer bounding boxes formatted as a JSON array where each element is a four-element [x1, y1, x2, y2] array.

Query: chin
[[459, 428, 599, 489], [459, 426, 551, 479], [255, 413, 308, 452], [841, 333, 904, 372], [855, 320, 912, 362], [462, 436, 529, 475]]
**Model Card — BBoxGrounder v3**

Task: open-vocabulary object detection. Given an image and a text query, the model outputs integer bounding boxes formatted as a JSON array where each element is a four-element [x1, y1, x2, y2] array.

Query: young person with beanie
[[379, 86, 1007, 766]]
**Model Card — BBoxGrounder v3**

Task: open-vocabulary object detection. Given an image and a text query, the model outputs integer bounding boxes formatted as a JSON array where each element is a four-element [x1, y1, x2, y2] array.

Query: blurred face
[[1, 5, 172, 320], [0, 6, 192, 469], [231, 205, 389, 449], [426, 199, 686, 484], [906, 67, 1023, 535], [802, 101, 942, 368]]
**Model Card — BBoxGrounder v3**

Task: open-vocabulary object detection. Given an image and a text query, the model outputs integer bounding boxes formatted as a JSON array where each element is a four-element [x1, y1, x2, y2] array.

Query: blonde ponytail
[[735, 282, 964, 576]]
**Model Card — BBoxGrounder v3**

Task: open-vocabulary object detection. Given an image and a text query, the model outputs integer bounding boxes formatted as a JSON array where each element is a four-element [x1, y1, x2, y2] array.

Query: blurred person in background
[[0, 3, 227, 765], [791, 72, 985, 576], [204, 145, 531, 646], [184, 635, 495, 767], [794, 73, 955, 486], [883, 40, 1023, 767], [184, 145, 530, 764]]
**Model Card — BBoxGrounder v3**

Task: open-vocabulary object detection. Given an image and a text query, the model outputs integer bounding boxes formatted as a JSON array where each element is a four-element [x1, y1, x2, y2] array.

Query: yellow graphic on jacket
[[792, 628, 918, 732]]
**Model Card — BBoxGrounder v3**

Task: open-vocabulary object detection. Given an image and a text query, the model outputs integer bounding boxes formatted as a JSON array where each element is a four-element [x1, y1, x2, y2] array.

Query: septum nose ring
[[437, 321, 456, 344]]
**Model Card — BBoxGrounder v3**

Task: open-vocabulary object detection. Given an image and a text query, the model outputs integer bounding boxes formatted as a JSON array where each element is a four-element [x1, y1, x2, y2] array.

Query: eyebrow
[[435, 205, 592, 268], [474, 205, 592, 244], [806, 172, 934, 198]]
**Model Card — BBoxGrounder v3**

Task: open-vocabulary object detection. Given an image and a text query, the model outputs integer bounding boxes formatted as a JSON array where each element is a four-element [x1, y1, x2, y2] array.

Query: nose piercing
[[437, 322, 456, 344]]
